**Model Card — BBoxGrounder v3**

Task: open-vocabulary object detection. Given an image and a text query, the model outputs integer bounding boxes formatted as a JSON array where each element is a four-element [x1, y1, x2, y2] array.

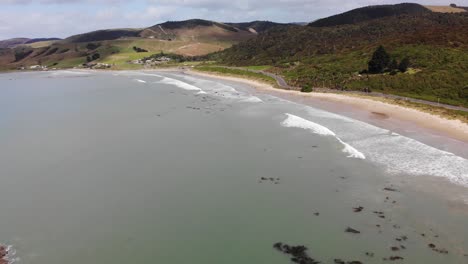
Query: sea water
[[0, 70, 467, 264]]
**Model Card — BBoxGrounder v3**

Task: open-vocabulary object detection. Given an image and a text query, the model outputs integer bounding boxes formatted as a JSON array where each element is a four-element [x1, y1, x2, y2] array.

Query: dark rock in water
[[429, 244, 448, 254], [334, 259, 345, 264], [391, 246, 400, 251], [314, 212, 320, 216], [383, 187, 398, 192], [345, 227, 360, 234], [365, 252, 374, 257], [273, 243, 319, 264], [400, 245, 406, 250], [388, 256, 404, 261], [348, 261, 363, 264], [274, 242, 283, 251], [353, 206, 364, 212]]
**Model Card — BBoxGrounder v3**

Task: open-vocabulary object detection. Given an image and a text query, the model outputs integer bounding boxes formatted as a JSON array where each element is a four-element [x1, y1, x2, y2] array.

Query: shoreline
[[4, 68, 467, 145], [185, 69, 468, 145]]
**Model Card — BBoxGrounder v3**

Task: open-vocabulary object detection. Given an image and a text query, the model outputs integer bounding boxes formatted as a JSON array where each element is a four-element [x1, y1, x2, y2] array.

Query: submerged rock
[[345, 227, 361, 234], [272, 242, 319, 264], [389, 256, 404, 261], [353, 206, 364, 213], [391, 246, 400, 251]]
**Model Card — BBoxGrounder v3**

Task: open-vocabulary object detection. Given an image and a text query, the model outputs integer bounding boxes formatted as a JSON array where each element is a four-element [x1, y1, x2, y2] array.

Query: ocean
[[0, 70, 467, 264]]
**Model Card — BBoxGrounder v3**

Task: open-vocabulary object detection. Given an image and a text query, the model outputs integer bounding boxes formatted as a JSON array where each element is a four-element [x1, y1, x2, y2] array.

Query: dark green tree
[[459, 86, 468, 100], [398, 57, 410, 72], [301, 84, 313, 93], [368, 45, 390, 74], [389, 58, 398, 70]]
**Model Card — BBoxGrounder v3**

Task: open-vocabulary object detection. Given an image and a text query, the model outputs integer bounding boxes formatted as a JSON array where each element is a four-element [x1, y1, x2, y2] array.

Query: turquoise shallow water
[[0, 70, 467, 264]]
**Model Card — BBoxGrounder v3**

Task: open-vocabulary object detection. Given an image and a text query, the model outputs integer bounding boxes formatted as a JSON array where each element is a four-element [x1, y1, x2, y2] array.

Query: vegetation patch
[[195, 66, 277, 86]]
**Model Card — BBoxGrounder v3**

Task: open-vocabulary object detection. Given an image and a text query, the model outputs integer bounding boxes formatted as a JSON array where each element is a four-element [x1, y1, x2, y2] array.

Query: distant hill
[[309, 3, 429, 27], [425, 5, 468, 13], [0, 38, 61, 48], [0, 19, 278, 70], [25, 38, 61, 44], [225, 21, 288, 33], [139, 19, 254, 42], [62, 29, 141, 43], [215, 4, 468, 107], [0, 38, 29, 49]]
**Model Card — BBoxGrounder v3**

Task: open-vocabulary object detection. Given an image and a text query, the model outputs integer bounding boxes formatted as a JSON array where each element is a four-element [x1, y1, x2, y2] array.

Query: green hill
[[62, 29, 142, 43], [226, 21, 288, 33], [0, 19, 263, 70], [214, 5, 468, 107], [309, 3, 430, 27]]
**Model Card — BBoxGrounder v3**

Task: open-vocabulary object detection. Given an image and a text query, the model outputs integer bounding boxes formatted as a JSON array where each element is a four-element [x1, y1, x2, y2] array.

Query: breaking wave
[[172, 74, 263, 103], [281, 113, 365, 159], [301, 107, 468, 186], [159, 77, 205, 92]]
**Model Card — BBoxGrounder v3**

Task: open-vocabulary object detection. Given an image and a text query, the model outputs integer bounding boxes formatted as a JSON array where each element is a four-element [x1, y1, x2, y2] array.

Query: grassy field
[[241, 65, 271, 71]]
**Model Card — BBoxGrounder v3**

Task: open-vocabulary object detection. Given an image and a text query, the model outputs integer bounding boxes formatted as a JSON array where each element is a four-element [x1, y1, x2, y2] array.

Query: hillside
[[0, 38, 60, 49], [139, 19, 255, 42], [0, 19, 265, 70], [215, 4, 468, 107], [309, 3, 429, 27], [425, 5, 468, 13], [62, 29, 142, 43], [226, 21, 288, 33]]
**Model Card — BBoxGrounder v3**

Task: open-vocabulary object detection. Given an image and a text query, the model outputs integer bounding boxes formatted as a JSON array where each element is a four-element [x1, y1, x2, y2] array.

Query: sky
[[0, 0, 464, 39]]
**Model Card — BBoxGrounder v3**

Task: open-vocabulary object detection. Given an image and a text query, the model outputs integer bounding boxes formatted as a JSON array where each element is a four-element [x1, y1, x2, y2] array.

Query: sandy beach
[[187, 70, 468, 144]]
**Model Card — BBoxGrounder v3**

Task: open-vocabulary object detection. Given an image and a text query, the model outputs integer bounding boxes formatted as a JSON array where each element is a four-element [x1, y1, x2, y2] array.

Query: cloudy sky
[[0, 0, 461, 39]]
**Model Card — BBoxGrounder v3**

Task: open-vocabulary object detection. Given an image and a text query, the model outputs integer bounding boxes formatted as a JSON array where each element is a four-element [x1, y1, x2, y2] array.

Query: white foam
[[159, 77, 204, 92], [300, 107, 468, 186], [172, 74, 263, 103], [282, 114, 365, 159], [337, 138, 366, 159], [1, 244, 17, 264], [282, 113, 336, 136], [134, 79, 146, 83]]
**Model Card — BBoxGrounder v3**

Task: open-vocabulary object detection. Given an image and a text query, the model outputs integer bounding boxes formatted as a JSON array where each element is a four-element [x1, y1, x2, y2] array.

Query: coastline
[[185, 69, 468, 144]]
